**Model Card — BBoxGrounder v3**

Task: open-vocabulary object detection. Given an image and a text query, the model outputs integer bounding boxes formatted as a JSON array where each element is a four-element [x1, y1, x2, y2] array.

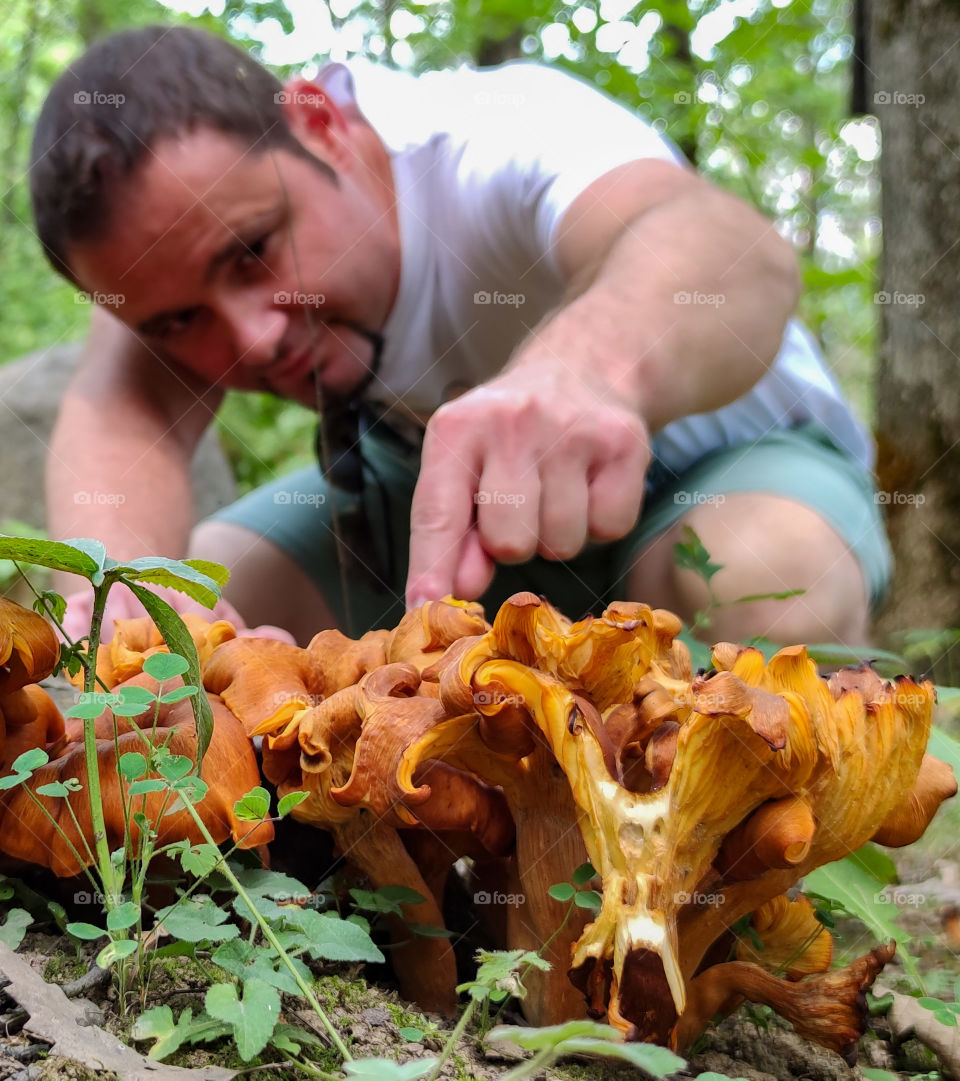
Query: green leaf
[[97, 939, 138, 967], [846, 843, 898, 886], [574, 890, 603, 910], [399, 1027, 424, 1041], [36, 781, 72, 798], [696, 1074, 751, 1081], [0, 536, 100, 580], [111, 685, 157, 717], [35, 590, 67, 625], [734, 588, 805, 603], [158, 755, 193, 782], [11, 748, 49, 773], [158, 686, 198, 704], [673, 525, 723, 585], [106, 902, 141, 931], [490, 1024, 685, 1076], [127, 583, 214, 764], [211, 939, 312, 996], [277, 790, 309, 817], [375, 885, 427, 906], [182, 559, 230, 588], [65, 693, 113, 721], [548, 882, 576, 902], [572, 862, 597, 886], [120, 557, 221, 609], [128, 779, 166, 796], [205, 978, 280, 1061], [119, 753, 148, 781], [143, 652, 191, 681], [67, 922, 107, 941], [488, 1020, 622, 1050], [179, 844, 221, 878], [155, 897, 239, 943], [285, 908, 383, 962], [409, 923, 454, 938], [0, 908, 32, 949], [803, 857, 921, 985], [860, 1070, 903, 1081], [928, 727, 960, 780], [233, 786, 271, 822], [343, 1059, 439, 1081], [132, 1005, 230, 1060]]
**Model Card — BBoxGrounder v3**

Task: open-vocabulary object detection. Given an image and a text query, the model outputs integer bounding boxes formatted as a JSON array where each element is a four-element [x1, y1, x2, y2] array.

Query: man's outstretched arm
[[406, 158, 800, 604], [47, 306, 222, 596]]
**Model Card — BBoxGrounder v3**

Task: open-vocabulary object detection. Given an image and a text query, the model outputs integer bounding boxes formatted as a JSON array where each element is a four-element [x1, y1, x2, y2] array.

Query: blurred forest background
[[0, 0, 955, 652]]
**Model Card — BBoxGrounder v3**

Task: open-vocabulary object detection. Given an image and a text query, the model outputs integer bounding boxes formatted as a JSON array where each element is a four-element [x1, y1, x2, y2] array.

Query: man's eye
[[237, 233, 270, 272], [148, 309, 197, 341]]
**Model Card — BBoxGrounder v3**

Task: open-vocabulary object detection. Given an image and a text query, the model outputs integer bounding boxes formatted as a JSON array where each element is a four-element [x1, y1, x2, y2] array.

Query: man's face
[[69, 124, 400, 408]]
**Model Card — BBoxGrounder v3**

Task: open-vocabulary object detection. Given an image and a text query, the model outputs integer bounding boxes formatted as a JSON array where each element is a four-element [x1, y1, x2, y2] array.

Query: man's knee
[[628, 493, 870, 644], [189, 520, 338, 643]]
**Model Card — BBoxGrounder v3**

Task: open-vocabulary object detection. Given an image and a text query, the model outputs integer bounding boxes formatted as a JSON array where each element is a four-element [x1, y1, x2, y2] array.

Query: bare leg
[[627, 493, 870, 645], [189, 520, 339, 645]]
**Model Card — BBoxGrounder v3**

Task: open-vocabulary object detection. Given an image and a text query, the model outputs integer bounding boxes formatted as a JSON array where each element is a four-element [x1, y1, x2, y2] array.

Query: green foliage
[[803, 851, 923, 987], [488, 1020, 685, 1078], [0, 908, 32, 949]]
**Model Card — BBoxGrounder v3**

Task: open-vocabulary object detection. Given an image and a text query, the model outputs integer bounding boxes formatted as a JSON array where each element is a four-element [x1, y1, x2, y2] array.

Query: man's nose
[[216, 294, 286, 368]]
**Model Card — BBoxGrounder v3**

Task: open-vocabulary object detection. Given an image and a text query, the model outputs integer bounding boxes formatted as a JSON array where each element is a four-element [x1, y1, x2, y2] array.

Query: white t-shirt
[[317, 60, 873, 474]]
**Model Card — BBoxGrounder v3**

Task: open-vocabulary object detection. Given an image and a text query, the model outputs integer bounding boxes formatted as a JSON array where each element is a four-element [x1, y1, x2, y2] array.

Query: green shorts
[[209, 421, 892, 635]]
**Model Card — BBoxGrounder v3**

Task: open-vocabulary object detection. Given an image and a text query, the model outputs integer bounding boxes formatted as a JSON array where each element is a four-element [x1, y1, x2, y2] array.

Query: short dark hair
[[30, 24, 334, 281]]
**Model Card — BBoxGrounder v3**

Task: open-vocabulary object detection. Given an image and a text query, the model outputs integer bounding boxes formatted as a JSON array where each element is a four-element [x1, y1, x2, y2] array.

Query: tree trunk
[[869, 0, 960, 634]]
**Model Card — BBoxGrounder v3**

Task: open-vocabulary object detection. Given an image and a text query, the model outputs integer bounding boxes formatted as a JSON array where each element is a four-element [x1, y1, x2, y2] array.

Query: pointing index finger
[[406, 418, 482, 607]]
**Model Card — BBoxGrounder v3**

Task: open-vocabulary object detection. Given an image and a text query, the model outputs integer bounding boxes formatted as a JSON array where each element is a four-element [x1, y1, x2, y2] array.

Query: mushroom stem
[[715, 795, 816, 881], [675, 941, 896, 1061]]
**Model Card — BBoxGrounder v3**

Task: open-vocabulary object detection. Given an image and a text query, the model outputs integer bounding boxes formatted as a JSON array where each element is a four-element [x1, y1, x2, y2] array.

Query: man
[[31, 25, 889, 647]]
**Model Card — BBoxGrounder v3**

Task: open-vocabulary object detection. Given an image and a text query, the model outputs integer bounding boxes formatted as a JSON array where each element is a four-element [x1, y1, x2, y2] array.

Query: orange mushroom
[[0, 598, 271, 877]]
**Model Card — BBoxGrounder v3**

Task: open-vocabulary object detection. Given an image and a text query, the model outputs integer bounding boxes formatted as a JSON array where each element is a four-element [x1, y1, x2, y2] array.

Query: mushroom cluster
[[0, 596, 271, 876], [203, 591, 955, 1059], [1, 590, 954, 1061]]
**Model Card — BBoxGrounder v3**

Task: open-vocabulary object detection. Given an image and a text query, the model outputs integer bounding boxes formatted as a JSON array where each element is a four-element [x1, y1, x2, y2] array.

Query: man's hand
[[61, 583, 296, 646], [406, 357, 650, 606]]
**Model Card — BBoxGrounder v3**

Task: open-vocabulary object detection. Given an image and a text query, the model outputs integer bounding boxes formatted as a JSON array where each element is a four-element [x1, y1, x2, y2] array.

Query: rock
[[695, 1012, 859, 1081], [688, 1050, 779, 1081], [0, 343, 236, 534], [359, 1007, 392, 1027]]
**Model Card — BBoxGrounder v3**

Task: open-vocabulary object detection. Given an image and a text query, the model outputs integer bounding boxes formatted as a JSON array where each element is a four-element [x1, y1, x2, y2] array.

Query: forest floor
[[0, 696, 957, 1081]]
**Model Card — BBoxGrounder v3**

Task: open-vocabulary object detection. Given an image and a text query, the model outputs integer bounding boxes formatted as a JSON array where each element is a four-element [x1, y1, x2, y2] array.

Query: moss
[[42, 950, 88, 984]]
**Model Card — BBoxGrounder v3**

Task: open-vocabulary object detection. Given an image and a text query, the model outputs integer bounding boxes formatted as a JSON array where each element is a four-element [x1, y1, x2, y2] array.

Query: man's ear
[[279, 77, 351, 165]]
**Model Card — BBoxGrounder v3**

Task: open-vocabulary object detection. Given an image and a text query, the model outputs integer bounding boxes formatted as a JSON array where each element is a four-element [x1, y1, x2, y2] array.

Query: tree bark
[[869, 0, 960, 633]]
